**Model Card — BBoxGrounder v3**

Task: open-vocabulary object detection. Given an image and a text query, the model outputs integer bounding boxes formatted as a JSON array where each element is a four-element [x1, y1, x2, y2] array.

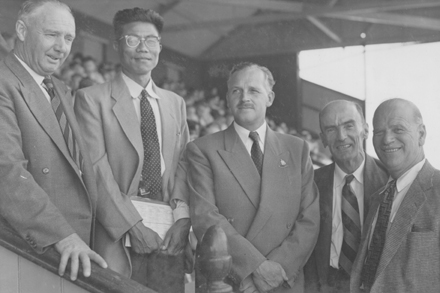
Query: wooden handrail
[[0, 217, 156, 293]]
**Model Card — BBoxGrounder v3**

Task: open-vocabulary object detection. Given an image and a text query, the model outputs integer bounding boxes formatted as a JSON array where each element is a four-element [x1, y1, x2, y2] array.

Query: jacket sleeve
[[187, 141, 266, 285], [75, 89, 141, 241]]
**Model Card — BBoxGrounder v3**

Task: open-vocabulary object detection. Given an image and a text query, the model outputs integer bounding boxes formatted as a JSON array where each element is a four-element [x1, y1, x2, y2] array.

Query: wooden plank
[[62, 278, 89, 293], [0, 217, 156, 293], [19, 256, 61, 293], [0, 245, 19, 293]]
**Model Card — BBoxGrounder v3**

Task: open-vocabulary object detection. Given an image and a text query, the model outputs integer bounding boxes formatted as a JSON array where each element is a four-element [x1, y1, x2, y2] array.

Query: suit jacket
[[0, 53, 98, 252], [74, 73, 190, 276], [304, 155, 388, 292], [351, 160, 440, 293], [187, 125, 320, 293]]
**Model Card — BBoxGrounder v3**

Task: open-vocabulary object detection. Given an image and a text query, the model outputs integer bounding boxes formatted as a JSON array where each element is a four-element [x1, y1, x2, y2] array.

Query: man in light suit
[[74, 7, 190, 292], [0, 0, 107, 281], [304, 101, 388, 293], [188, 62, 320, 293], [351, 98, 440, 293]]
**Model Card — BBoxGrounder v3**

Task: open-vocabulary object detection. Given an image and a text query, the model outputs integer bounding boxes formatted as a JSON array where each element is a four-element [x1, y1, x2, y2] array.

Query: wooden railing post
[[195, 224, 233, 293]]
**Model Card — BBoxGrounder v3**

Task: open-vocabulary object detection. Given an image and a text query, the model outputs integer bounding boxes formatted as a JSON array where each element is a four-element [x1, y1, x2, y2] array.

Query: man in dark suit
[[74, 7, 190, 292], [187, 62, 319, 293], [304, 100, 388, 293], [0, 0, 107, 281], [351, 98, 440, 293]]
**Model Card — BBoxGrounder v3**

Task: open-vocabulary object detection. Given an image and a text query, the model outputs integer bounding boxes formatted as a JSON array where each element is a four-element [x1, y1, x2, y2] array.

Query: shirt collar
[[334, 157, 366, 188], [390, 158, 426, 192], [15, 54, 45, 86], [233, 121, 267, 144], [121, 72, 161, 100]]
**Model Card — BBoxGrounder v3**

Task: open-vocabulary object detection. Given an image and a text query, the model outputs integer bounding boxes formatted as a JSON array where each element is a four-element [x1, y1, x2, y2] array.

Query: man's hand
[[54, 233, 107, 281], [252, 260, 288, 292], [160, 218, 191, 255], [128, 221, 163, 254], [240, 275, 260, 293]]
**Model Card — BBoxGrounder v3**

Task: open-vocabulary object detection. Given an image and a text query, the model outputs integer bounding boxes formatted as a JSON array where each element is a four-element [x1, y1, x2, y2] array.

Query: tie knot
[[43, 77, 53, 89], [141, 89, 148, 99], [345, 174, 354, 184], [249, 131, 260, 143]]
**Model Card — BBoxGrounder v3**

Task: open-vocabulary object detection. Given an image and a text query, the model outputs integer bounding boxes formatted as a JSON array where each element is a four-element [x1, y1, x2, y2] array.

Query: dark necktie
[[249, 131, 263, 177], [43, 77, 83, 171], [361, 180, 397, 289], [339, 174, 361, 275], [139, 89, 162, 200]]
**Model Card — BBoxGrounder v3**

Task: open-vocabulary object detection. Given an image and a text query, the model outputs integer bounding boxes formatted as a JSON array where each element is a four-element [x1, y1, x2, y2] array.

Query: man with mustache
[[304, 100, 387, 293], [187, 62, 319, 293], [75, 7, 190, 293], [351, 98, 440, 293], [0, 0, 107, 281]]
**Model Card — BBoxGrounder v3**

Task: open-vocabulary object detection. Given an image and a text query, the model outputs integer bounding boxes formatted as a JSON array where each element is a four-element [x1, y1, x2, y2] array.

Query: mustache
[[237, 101, 254, 108]]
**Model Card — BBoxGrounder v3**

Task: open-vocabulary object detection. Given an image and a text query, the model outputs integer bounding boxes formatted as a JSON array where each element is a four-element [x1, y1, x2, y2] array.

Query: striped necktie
[[43, 77, 83, 171], [361, 180, 397, 290], [249, 131, 263, 177], [138, 89, 162, 201], [339, 174, 361, 274]]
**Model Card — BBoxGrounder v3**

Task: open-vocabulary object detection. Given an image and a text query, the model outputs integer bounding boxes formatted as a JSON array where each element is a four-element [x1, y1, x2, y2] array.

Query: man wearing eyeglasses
[[75, 7, 190, 292]]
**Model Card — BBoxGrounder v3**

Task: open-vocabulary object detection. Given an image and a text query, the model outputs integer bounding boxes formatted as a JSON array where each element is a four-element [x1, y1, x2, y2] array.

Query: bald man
[[351, 98, 440, 293], [304, 100, 387, 293]]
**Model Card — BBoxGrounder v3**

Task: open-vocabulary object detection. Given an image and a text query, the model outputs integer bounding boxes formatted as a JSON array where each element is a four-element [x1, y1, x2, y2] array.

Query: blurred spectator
[[82, 56, 105, 84]]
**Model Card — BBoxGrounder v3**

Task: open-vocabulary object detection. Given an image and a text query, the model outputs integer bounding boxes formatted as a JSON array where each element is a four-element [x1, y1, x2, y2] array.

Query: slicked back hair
[[113, 8, 164, 40], [18, 0, 72, 24], [228, 62, 276, 92]]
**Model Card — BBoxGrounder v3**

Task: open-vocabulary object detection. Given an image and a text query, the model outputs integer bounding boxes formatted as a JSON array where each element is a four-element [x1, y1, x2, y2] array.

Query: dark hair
[[113, 8, 164, 39], [228, 62, 275, 91]]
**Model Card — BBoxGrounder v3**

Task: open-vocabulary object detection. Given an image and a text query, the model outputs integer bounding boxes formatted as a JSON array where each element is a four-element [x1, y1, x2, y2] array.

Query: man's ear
[[363, 123, 369, 140], [266, 91, 275, 107], [320, 132, 328, 148], [16, 20, 27, 41], [418, 124, 426, 146]]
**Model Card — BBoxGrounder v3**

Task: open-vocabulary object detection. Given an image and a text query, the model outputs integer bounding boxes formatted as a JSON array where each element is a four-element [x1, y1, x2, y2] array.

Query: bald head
[[372, 98, 426, 179]]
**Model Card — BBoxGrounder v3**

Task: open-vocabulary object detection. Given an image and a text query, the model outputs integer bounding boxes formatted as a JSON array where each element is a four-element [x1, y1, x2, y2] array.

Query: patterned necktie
[[42, 77, 83, 171], [139, 89, 162, 200], [249, 131, 263, 177], [339, 174, 361, 275], [361, 180, 397, 289]]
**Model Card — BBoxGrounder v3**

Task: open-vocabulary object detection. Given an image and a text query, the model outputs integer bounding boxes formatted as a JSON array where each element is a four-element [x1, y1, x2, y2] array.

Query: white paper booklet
[[125, 197, 174, 246]]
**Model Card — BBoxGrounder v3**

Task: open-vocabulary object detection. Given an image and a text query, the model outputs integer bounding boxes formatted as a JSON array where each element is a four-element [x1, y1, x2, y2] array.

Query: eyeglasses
[[119, 35, 161, 49]]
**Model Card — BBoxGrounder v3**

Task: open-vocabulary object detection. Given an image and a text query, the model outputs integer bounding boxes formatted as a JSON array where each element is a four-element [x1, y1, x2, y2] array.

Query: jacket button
[[286, 223, 292, 229], [42, 168, 50, 174]]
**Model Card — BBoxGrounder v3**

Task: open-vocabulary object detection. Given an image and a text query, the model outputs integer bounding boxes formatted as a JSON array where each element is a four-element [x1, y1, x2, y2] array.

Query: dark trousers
[[130, 250, 185, 293], [322, 266, 350, 293]]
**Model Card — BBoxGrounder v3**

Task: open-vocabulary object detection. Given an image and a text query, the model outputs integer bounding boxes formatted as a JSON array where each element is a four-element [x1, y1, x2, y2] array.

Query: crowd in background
[[53, 52, 331, 168]]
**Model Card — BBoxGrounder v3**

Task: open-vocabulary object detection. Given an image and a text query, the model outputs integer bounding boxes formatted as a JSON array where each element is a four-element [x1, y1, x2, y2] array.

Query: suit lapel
[[246, 128, 285, 242], [375, 161, 433, 277], [6, 54, 79, 173], [154, 83, 176, 174], [111, 74, 143, 161], [314, 164, 335, 283], [218, 125, 261, 209], [363, 155, 387, 218]]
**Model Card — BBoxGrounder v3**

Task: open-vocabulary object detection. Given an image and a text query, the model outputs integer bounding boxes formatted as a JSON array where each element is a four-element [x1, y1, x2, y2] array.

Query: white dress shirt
[[121, 73, 188, 221], [368, 159, 426, 242], [233, 121, 267, 155], [330, 159, 366, 268]]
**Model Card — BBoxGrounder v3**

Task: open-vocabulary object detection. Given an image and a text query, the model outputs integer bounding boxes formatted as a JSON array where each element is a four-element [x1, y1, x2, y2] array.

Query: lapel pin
[[280, 159, 286, 166]]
